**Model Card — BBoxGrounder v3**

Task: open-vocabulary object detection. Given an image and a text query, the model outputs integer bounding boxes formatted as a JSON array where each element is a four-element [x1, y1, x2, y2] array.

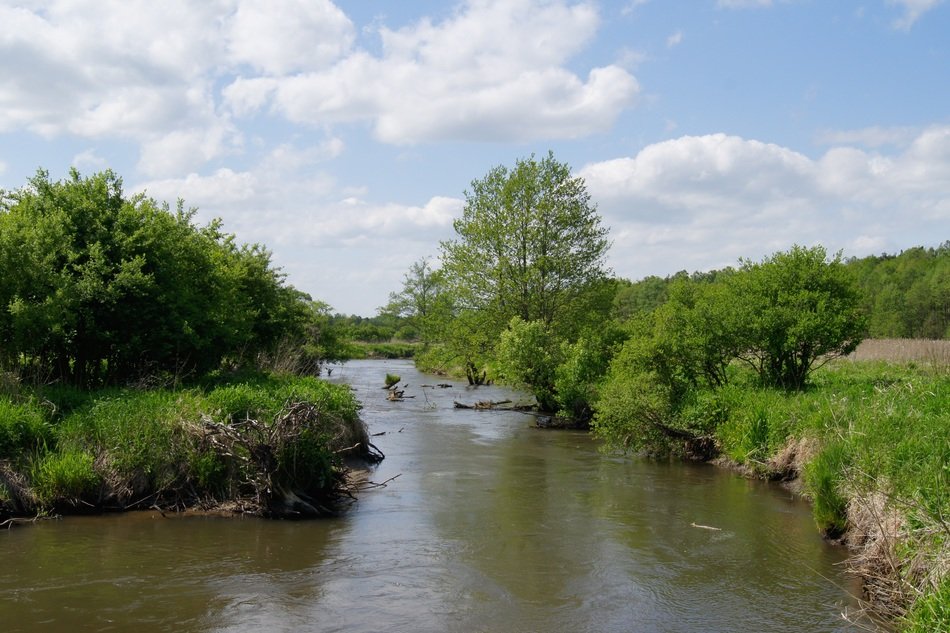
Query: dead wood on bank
[[193, 400, 384, 519]]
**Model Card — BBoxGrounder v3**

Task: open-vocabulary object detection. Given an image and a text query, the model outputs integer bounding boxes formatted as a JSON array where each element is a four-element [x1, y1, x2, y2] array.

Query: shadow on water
[[1, 359, 867, 633]]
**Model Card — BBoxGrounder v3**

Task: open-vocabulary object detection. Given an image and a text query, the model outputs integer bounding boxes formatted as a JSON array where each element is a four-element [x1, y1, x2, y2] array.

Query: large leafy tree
[[731, 245, 866, 389], [441, 152, 611, 338], [0, 169, 305, 385]]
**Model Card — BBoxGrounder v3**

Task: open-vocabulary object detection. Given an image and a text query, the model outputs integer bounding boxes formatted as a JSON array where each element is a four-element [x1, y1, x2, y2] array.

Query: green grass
[[31, 449, 101, 506], [0, 371, 367, 515], [903, 576, 950, 633], [0, 397, 51, 460], [703, 360, 949, 629]]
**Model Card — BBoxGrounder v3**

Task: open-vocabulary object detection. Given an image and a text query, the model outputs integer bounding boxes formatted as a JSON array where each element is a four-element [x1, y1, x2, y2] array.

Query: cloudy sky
[[1, 0, 947, 315]]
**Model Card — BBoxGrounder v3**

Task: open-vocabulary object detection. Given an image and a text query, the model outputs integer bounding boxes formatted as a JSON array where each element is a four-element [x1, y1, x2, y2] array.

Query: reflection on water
[[1, 359, 865, 632]]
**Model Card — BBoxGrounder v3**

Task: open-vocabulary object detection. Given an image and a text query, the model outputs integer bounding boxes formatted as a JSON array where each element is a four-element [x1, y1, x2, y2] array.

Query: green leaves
[[0, 169, 306, 384], [441, 151, 610, 337]]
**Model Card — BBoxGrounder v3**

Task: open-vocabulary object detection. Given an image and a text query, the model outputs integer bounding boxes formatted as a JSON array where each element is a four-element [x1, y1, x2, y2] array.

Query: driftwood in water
[[453, 399, 513, 410]]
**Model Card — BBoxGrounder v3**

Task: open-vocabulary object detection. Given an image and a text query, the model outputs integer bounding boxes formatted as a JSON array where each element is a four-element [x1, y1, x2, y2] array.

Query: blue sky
[[1, 0, 947, 315]]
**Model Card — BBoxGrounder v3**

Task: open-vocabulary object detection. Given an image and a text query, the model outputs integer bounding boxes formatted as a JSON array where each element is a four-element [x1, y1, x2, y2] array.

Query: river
[[0, 359, 867, 632]]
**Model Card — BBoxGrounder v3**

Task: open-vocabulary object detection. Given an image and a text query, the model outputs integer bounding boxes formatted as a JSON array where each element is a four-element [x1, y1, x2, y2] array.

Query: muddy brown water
[[1, 359, 868, 632]]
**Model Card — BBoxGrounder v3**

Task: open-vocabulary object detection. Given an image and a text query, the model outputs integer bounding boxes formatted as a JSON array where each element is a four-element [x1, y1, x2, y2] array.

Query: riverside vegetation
[[0, 169, 379, 523], [1, 161, 947, 630], [379, 153, 949, 631]]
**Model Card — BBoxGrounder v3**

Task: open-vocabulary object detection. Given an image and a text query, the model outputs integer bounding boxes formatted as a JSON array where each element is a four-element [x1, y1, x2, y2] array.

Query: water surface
[[1, 359, 864, 632]]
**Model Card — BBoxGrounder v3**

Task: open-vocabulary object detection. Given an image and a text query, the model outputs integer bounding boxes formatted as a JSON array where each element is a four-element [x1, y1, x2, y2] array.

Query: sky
[[1, 0, 948, 316]]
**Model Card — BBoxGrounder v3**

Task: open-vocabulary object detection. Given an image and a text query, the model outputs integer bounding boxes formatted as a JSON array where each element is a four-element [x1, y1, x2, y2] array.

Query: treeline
[[0, 169, 342, 386], [614, 242, 950, 340]]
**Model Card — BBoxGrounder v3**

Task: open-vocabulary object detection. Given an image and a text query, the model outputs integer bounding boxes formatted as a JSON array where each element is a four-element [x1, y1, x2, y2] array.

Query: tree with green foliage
[[441, 151, 611, 338], [382, 257, 453, 343], [731, 245, 866, 389], [0, 168, 306, 385]]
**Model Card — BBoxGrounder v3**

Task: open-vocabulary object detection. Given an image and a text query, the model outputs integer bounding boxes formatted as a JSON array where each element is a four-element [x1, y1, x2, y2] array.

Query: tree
[[440, 152, 611, 338], [0, 168, 305, 385], [382, 257, 453, 343], [731, 245, 866, 389]]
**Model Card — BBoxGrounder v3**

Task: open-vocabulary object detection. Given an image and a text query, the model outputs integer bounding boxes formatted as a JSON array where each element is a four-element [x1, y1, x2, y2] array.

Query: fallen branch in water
[[355, 473, 402, 491], [691, 522, 722, 531], [453, 399, 513, 410]]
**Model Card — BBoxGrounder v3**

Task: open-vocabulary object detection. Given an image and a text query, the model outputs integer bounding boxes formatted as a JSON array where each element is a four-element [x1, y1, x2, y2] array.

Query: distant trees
[[849, 243, 950, 339], [0, 169, 308, 385], [381, 257, 453, 343]]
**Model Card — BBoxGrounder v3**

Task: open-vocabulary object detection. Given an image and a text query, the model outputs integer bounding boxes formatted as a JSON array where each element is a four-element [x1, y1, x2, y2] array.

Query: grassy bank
[[702, 359, 948, 630], [0, 371, 379, 522]]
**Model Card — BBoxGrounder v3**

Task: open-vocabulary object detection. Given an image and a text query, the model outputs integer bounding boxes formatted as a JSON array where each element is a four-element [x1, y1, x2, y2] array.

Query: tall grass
[[0, 372, 369, 519], [708, 359, 949, 629]]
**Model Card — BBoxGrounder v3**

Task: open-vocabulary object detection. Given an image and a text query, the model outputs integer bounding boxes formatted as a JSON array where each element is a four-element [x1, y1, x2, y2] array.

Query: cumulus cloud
[[888, 0, 945, 30], [222, 0, 639, 143], [1, 0, 637, 177], [579, 127, 950, 279], [227, 0, 355, 75], [134, 144, 462, 313]]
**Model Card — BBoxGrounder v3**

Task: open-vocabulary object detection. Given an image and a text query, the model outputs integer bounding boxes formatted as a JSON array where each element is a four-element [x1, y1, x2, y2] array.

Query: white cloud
[[0, 1, 238, 173], [666, 30, 683, 48], [227, 0, 355, 74], [1, 0, 637, 177], [621, 0, 650, 16], [223, 0, 639, 144], [71, 149, 108, 172], [888, 0, 945, 30], [579, 127, 950, 280]]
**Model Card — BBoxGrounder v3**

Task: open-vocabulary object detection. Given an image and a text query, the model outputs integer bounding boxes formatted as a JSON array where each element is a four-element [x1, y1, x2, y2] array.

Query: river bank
[[0, 371, 380, 524], [693, 358, 949, 632]]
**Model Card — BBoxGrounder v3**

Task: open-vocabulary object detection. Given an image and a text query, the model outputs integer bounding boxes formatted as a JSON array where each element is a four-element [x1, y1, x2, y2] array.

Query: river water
[[1, 359, 867, 632]]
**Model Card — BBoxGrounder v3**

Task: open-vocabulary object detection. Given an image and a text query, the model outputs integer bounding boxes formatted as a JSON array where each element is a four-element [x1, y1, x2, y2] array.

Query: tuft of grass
[[0, 397, 52, 460], [902, 575, 950, 633], [31, 449, 101, 506], [384, 373, 401, 389]]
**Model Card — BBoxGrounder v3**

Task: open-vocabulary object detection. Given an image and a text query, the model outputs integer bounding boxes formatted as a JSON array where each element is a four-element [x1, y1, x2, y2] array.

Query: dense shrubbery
[[593, 245, 866, 453], [0, 169, 314, 385]]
